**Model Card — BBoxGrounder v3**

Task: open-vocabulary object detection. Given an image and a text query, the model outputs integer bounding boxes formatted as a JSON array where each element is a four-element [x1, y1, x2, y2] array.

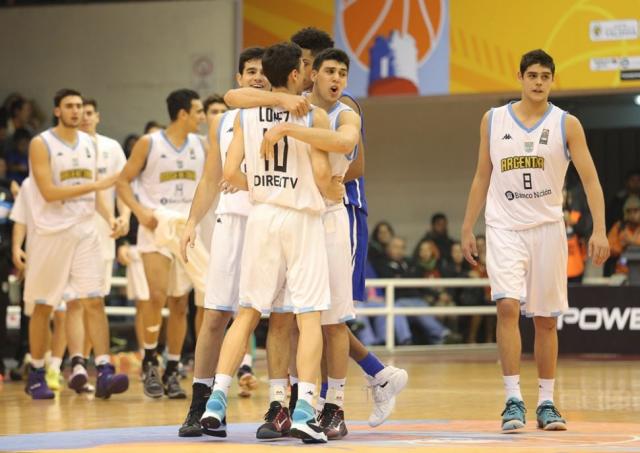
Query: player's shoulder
[[339, 92, 361, 115], [97, 133, 122, 149]]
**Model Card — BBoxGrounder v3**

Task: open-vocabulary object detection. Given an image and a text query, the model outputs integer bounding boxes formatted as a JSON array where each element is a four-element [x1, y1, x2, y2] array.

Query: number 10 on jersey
[[263, 128, 289, 173]]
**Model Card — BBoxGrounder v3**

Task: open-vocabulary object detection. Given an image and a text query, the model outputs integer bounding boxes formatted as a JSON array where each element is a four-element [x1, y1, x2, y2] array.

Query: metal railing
[[7, 276, 616, 352]]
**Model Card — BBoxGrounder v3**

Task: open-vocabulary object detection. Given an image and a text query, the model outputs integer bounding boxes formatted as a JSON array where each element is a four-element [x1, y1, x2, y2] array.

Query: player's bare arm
[[29, 136, 115, 201], [95, 190, 119, 238], [181, 116, 223, 262], [222, 113, 248, 191], [11, 222, 26, 273], [340, 95, 365, 181], [115, 135, 157, 230], [565, 114, 610, 265], [261, 109, 360, 159], [308, 108, 345, 202], [224, 87, 310, 117], [461, 111, 493, 266]]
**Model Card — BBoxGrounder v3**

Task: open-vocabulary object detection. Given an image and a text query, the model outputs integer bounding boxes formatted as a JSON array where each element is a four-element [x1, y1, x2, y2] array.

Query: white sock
[[269, 379, 288, 403], [212, 373, 233, 397], [167, 354, 181, 362], [49, 357, 63, 372], [290, 375, 299, 386], [503, 375, 522, 401], [298, 381, 316, 406], [326, 377, 346, 407], [193, 377, 214, 387], [143, 342, 158, 350], [95, 354, 110, 366], [31, 358, 45, 369], [241, 353, 252, 368], [538, 378, 555, 406]]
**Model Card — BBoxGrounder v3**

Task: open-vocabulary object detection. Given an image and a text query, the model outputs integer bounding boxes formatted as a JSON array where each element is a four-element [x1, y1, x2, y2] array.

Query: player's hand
[[261, 124, 286, 159], [461, 229, 478, 266], [117, 244, 131, 266], [219, 179, 240, 194], [10, 180, 20, 198], [12, 247, 26, 272], [139, 208, 158, 231], [325, 176, 345, 202], [278, 93, 310, 117], [180, 220, 197, 263], [588, 231, 610, 266], [94, 173, 119, 191], [114, 216, 130, 238]]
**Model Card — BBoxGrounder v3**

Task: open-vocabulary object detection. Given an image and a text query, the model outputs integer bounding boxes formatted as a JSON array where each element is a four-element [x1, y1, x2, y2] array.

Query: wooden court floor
[[1, 348, 639, 452]]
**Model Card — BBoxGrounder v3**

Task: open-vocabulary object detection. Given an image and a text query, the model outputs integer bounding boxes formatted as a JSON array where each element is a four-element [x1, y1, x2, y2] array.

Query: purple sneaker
[[96, 364, 129, 399], [25, 368, 55, 400]]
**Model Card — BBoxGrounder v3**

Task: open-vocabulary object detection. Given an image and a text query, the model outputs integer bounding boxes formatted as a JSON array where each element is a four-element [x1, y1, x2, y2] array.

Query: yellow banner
[[450, 0, 640, 92]]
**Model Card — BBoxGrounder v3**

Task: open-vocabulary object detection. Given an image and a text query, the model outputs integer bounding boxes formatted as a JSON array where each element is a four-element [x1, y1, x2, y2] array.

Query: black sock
[[289, 383, 298, 413], [164, 360, 179, 378], [70, 356, 86, 370], [191, 382, 212, 406], [143, 348, 157, 365]]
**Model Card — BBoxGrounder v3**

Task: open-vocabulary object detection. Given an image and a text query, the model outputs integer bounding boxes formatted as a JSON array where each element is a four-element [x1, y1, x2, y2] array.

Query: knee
[[322, 324, 346, 337], [497, 300, 521, 322], [148, 288, 167, 306], [534, 316, 557, 332], [168, 299, 188, 317], [203, 310, 230, 332]]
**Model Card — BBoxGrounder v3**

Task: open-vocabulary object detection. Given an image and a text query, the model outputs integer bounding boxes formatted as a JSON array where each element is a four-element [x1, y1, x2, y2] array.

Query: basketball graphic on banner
[[337, 0, 446, 96]]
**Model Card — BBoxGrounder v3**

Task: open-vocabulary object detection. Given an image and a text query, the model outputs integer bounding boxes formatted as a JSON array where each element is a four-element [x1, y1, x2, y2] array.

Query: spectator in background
[[6, 96, 34, 135], [368, 221, 394, 271], [415, 213, 455, 261], [5, 128, 31, 184], [373, 236, 451, 345], [606, 169, 640, 232], [122, 134, 139, 158], [608, 195, 640, 276], [564, 187, 590, 282], [143, 121, 164, 134], [203, 94, 228, 124]]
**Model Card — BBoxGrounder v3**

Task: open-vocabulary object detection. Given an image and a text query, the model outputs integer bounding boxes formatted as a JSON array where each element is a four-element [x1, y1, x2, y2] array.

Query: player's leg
[[46, 308, 66, 391], [347, 205, 408, 427], [26, 304, 55, 399], [200, 307, 262, 436], [140, 252, 171, 398], [164, 292, 189, 399], [486, 226, 528, 431], [257, 311, 294, 439], [237, 336, 258, 397], [530, 222, 568, 431]]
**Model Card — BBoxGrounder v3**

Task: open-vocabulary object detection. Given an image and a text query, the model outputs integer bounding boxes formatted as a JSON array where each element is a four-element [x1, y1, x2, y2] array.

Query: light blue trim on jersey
[[507, 101, 553, 133], [160, 130, 188, 153], [209, 304, 235, 313], [327, 101, 341, 116], [239, 109, 245, 130], [217, 111, 230, 147], [339, 313, 356, 323], [39, 133, 52, 156], [561, 111, 570, 161], [487, 108, 494, 141], [49, 128, 79, 150], [307, 110, 314, 128]]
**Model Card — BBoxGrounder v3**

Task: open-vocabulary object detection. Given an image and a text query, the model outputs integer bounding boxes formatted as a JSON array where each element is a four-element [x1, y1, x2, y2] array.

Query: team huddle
[[18, 26, 611, 442]]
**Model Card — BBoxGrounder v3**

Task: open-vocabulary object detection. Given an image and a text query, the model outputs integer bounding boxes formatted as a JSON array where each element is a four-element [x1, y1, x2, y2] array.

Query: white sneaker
[[367, 366, 408, 427]]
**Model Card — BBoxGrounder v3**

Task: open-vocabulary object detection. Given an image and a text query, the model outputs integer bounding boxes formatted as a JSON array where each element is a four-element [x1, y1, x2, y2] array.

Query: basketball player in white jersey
[[253, 48, 359, 440], [80, 99, 130, 297], [203, 94, 228, 125], [200, 42, 343, 444], [177, 47, 269, 437], [26, 88, 128, 400], [11, 177, 67, 392], [116, 89, 206, 400], [461, 50, 610, 431], [224, 27, 408, 430]]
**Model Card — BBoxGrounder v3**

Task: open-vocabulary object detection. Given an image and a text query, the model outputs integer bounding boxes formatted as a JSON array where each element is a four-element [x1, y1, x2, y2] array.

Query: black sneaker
[[256, 401, 292, 439], [164, 372, 186, 399], [178, 383, 211, 437], [319, 403, 348, 440], [142, 362, 164, 398]]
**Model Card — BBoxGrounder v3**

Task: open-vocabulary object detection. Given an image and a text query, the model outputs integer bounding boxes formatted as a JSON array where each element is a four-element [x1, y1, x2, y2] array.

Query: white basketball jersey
[[94, 134, 127, 259], [215, 109, 253, 217], [137, 130, 205, 216], [31, 129, 97, 234], [485, 102, 570, 230], [242, 106, 325, 214], [326, 102, 356, 209]]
